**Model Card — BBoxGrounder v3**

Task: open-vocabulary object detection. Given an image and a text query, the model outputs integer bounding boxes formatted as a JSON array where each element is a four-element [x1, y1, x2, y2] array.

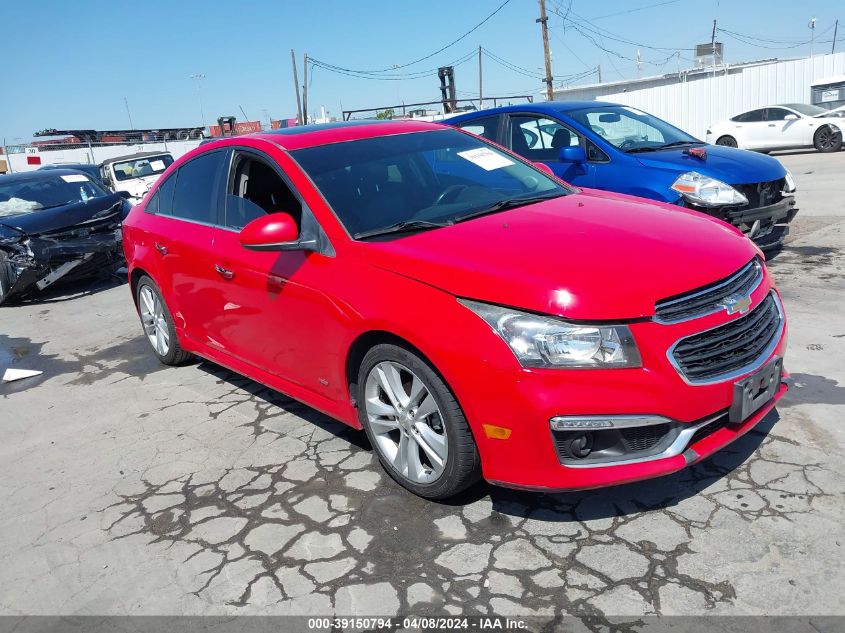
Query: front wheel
[[716, 135, 738, 148], [814, 126, 842, 153], [357, 344, 480, 499], [135, 275, 192, 365]]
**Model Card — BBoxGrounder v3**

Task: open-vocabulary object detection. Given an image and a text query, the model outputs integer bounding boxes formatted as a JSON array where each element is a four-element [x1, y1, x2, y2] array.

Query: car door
[[504, 113, 597, 187], [765, 107, 808, 148], [203, 147, 339, 394], [730, 109, 768, 149], [146, 150, 228, 345]]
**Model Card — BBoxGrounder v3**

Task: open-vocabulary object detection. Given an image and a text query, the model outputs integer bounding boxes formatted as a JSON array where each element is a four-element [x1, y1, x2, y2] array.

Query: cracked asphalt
[[1, 151, 843, 620]]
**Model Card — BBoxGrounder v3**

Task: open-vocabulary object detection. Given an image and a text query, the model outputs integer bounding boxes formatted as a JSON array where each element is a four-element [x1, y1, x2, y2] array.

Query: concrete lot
[[1, 151, 843, 620]]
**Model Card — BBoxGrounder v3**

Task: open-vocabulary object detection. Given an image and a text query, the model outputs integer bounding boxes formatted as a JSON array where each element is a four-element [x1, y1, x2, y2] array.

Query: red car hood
[[359, 190, 759, 320]]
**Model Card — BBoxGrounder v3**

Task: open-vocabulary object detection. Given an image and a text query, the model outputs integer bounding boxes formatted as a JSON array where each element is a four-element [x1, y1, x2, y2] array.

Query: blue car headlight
[[671, 171, 748, 207]]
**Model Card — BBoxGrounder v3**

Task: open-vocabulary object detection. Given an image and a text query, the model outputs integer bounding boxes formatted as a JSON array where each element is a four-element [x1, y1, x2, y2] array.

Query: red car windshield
[[290, 129, 567, 238]]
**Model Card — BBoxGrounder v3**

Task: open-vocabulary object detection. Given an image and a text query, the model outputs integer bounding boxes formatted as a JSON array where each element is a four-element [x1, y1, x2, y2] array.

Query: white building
[[552, 51, 845, 139]]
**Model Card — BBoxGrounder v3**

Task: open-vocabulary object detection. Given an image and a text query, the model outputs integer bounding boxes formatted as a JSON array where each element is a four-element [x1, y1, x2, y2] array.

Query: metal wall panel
[[554, 52, 845, 138]]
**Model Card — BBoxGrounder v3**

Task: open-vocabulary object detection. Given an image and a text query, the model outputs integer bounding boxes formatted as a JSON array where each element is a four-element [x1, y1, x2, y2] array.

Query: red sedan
[[122, 120, 788, 499]]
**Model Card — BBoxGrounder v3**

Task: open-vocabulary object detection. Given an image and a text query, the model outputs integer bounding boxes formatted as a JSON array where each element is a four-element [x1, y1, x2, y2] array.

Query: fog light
[[569, 432, 593, 458]]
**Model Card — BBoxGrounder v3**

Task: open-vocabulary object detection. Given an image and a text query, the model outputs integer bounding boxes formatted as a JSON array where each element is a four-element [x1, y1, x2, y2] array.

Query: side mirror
[[559, 146, 587, 163], [116, 190, 132, 200], [784, 113, 799, 121], [532, 162, 555, 177], [240, 213, 301, 251]]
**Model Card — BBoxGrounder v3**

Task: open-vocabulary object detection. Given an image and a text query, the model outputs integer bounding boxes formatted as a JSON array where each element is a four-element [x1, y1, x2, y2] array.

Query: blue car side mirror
[[559, 146, 587, 163]]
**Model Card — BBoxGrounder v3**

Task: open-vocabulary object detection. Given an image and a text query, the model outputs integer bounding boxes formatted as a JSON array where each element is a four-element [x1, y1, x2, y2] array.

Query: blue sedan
[[446, 101, 798, 248]]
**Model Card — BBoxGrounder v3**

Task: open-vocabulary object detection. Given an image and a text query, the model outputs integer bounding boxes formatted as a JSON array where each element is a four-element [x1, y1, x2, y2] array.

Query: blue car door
[[504, 113, 596, 187]]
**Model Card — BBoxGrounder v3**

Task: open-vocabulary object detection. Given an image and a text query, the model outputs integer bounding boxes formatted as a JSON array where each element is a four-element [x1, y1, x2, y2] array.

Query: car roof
[[445, 101, 621, 121], [0, 169, 94, 183], [99, 151, 172, 166], [240, 119, 447, 151]]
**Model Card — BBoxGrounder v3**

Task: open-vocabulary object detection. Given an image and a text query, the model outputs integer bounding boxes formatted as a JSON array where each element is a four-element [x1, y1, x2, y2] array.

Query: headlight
[[784, 170, 796, 193], [671, 171, 748, 207], [459, 299, 641, 369]]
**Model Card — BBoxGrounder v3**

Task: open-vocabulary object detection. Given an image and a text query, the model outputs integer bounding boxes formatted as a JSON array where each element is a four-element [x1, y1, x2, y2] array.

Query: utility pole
[[123, 96, 134, 129], [291, 50, 303, 125], [190, 74, 206, 127], [809, 17, 816, 57], [537, 0, 554, 101], [832, 19, 839, 54], [478, 46, 483, 109], [302, 53, 309, 125], [598, 65, 602, 83]]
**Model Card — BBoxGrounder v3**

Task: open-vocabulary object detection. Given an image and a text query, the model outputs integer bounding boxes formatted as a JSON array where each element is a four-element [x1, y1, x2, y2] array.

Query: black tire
[[716, 135, 738, 148], [814, 126, 842, 153], [0, 251, 15, 306], [357, 343, 481, 499], [135, 275, 192, 365]]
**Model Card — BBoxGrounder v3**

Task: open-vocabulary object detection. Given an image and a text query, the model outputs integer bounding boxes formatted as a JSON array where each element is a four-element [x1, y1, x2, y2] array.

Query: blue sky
[[1, 0, 842, 142]]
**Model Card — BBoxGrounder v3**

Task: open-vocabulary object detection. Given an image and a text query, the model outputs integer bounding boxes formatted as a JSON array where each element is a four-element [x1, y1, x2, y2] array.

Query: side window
[[765, 108, 790, 121], [509, 115, 582, 161], [225, 152, 302, 230], [586, 141, 609, 162], [154, 172, 177, 216], [171, 151, 225, 224], [145, 190, 159, 214], [457, 116, 499, 142], [733, 109, 764, 123]]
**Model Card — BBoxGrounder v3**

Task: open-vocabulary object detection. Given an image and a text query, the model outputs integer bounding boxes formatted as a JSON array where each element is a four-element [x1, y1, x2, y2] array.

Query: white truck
[[99, 151, 174, 202]]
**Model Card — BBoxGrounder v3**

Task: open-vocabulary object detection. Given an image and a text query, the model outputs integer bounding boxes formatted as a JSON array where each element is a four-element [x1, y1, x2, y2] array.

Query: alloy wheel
[[817, 127, 837, 151], [364, 360, 448, 484], [139, 285, 170, 357]]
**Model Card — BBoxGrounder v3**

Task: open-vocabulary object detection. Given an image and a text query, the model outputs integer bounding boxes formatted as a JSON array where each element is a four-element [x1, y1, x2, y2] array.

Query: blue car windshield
[[567, 105, 701, 153]]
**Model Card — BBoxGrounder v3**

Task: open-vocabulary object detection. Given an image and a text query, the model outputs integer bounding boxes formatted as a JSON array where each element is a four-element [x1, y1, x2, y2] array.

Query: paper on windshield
[[60, 174, 89, 183], [457, 148, 514, 171], [150, 160, 166, 171]]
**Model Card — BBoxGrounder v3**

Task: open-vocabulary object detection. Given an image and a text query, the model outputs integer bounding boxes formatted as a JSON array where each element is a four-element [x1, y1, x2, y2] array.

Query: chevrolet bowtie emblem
[[721, 294, 752, 315]]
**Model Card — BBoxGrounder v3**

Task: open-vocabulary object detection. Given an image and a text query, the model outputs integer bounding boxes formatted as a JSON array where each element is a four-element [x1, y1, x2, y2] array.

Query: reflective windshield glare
[[567, 105, 700, 152], [291, 129, 567, 237]]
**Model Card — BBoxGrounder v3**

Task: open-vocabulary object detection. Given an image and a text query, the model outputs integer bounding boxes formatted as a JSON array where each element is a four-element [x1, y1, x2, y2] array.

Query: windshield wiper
[[453, 192, 565, 224], [625, 140, 702, 153], [354, 219, 454, 240]]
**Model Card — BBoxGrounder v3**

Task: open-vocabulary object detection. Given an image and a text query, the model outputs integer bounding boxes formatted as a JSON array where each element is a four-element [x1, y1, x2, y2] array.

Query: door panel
[[505, 114, 596, 187], [765, 108, 807, 148], [205, 227, 341, 395]]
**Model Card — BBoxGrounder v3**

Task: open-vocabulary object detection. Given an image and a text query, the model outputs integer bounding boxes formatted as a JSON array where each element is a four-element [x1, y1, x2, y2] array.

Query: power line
[[587, 0, 685, 20], [309, 49, 478, 81], [309, 0, 512, 75]]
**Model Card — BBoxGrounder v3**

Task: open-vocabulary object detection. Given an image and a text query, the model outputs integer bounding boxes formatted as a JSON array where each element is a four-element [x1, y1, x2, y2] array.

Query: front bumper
[[0, 231, 123, 303], [462, 277, 788, 491], [688, 196, 797, 250]]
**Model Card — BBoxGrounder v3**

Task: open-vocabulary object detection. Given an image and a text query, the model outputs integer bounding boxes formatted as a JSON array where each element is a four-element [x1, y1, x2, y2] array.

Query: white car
[[706, 104, 842, 153], [99, 152, 174, 202]]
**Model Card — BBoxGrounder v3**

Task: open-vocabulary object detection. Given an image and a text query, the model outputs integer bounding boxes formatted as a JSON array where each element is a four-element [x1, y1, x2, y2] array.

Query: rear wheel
[[814, 126, 842, 153], [357, 344, 480, 499], [135, 275, 191, 365], [716, 135, 738, 148]]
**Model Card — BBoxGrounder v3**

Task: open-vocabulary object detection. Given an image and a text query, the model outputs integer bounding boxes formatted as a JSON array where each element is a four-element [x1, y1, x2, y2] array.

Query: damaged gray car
[[0, 169, 131, 304]]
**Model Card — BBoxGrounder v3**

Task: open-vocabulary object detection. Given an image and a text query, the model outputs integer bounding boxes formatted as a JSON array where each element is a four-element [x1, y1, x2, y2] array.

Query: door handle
[[214, 264, 235, 280], [154, 242, 168, 255], [768, 124, 776, 127]]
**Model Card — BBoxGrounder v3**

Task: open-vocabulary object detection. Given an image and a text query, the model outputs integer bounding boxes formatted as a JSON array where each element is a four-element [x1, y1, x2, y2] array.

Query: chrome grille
[[669, 292, 783, 384], [654, 258, 763, 324]]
